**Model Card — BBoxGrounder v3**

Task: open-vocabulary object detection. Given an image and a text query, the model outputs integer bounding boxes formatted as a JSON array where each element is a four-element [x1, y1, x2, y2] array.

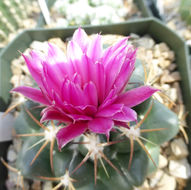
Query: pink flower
[[12, 28, 157, 149]]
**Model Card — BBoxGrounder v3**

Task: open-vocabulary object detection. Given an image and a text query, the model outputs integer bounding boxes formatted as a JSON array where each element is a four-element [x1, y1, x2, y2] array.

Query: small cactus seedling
[[4, 28, 179, 190]]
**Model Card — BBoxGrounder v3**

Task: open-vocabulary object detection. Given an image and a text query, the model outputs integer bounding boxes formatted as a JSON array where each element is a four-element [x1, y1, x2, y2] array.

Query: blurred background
[[1, 0, 190, 49], [0, 0, 191, 48], [0, 0, 143, 49]]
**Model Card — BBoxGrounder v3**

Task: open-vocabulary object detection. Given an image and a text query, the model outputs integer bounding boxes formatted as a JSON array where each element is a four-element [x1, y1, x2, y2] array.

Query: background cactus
[[0, 0, 38, 44], [179, 0, 191, 26], [9, 57, 179, 190], [0, 0, 25, 42]]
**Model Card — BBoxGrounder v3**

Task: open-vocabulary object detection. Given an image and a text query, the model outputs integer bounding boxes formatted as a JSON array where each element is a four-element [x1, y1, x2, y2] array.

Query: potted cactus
[[0, 18, 191, 189]]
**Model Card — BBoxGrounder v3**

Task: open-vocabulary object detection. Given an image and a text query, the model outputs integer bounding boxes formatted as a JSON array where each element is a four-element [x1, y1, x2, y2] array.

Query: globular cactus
[[5, 28, 179, 190], [0, 0, 32, 42], [179, 0, 191, 26]]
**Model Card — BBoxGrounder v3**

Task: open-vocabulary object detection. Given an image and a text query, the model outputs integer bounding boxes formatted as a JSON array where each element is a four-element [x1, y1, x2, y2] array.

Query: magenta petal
[[77, 105, 97, 115], [28, 51, 44, 69], [67, 113, 92, 122], [116, 86, 158, 107], [104, 53, 125, 94], [96, 104, 124, 117], [102, 37, 128, 65], [42, 98, 93, 121], [67, 40, 83, 61], [114, 49, 136, 93], [91, 62, 105, 103], [40, 108, 72, 123], [88, 117, 114, 137], [111, 37, 129, 52], [61, 79, 86, 106], [87, 34, 102, 62], [112, 106, 137, 122], [83, 82, 98, 106], [22, 53, 43, 88], [47, 43, 67, 62], [67, 81, 84, 105], [11, 86, 49, 105], [62, 102, 84, 115], [72, 73, 82, 87], [96, 104, 137, 122], [42, 62, 64, 95], [114, 121, 129, 128], [56, 122, 88, 149], [72, 28, 89, 52], [76, 58, 105, 103], [99, 88, 118, 109], [72, 57, 88, 84]]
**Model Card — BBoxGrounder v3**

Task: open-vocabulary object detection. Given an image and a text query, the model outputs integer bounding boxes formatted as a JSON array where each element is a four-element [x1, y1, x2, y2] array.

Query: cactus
[[0, 1, 22, 29], [0, 0, 33, 41], [0, 2, 19, 30], [5, 28, 179, 190], [179, 0, 191, 26]]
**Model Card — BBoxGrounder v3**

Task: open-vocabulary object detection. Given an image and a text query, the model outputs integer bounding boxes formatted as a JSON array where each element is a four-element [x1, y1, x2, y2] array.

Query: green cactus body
[[11, 0, 27, 19], [0, 1, 23, 28], [12, 59, 179, 190], [0, 3, 19, 30], [179, 0, 191, 26], [3, 0, 23, 19], [0, 19, 13, 34], [0, 30, 7, 41]]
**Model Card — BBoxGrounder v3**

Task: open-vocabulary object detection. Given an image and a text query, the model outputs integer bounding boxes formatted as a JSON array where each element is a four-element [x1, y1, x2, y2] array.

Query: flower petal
[[96, 104, 124, 117], [56, 122, 88, 149], [91, 62, 106, 103], [76, 105, 97, 115], [67, 113, 92, 122], [114, 121, 129, 128], [61, 79, 86, 106], [11, 86, 50, 105], [83, 82, 98, 106], [41, 103, 93, 122], [99, 88, 118, 109], [116, 86, 158, 107], [72, 27, 89, 52], [111, 37, 129, 52], [22, 52, 43, 88], [96, 104, 137, 122], [42, 61, 64, 95], [104, 52, 126, 94], [102, 38, 128, 66], [114, 48, 136, 93], [67, 40, 83, 61], [112, 106, 137, 122], [74, 58, 105, 103], [88, 117, 113, 137], [47, 43, 67, 62], [40, 107, 72, 123], [87, 34, 102, 62]]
